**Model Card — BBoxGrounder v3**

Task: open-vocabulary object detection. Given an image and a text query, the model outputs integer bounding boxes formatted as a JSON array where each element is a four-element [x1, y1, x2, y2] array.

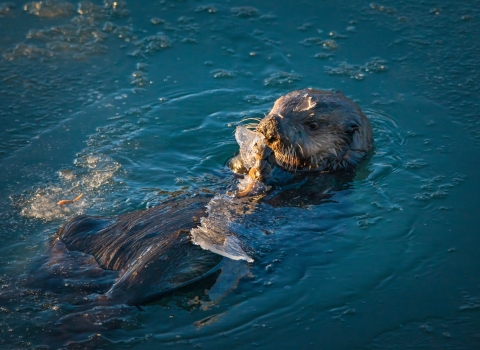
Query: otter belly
[[56, 197, 222, 305]]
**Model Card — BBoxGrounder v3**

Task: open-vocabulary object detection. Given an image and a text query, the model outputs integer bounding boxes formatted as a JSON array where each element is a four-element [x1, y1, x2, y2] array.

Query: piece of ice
[[236, 175, 268, 197], [190, 194, 258, 262], [235, 126, 265, 170]]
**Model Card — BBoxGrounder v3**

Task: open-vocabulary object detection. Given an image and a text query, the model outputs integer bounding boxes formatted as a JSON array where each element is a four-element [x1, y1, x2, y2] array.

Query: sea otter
[[55, 89, 373, 305]]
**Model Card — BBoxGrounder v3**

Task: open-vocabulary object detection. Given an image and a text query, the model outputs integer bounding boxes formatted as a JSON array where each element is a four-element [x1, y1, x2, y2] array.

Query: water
[[0, 0, 479, 348]]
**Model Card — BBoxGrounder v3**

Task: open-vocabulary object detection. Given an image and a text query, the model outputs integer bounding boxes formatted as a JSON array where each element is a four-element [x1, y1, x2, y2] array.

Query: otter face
[[256, 89, 373, 172]]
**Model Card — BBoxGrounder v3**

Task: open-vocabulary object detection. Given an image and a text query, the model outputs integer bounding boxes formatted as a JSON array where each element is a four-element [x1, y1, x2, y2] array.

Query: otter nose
[[257, 115, 281, 144]]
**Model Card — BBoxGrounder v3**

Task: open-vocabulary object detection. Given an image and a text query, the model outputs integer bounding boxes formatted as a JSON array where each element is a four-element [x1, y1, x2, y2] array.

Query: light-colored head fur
[[256, 89, 373, 172]]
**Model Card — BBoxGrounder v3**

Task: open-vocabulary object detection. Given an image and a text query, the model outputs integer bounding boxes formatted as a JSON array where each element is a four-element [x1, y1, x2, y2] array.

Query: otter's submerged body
[[56, 89, 373, 305]]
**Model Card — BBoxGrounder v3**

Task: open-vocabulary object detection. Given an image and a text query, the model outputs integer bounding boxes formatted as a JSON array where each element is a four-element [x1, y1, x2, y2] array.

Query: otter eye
[[306, 121, 319, 131]]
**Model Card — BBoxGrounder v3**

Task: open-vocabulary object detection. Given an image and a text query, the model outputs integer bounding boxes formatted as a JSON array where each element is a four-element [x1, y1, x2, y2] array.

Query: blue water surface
[[0, 0, 479, 348]]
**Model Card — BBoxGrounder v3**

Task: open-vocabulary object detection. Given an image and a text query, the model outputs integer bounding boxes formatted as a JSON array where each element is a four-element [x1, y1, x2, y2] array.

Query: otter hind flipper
[[205, 258, 250, 302], [106, 235, 223, 305], [57, 215, 115, 269]]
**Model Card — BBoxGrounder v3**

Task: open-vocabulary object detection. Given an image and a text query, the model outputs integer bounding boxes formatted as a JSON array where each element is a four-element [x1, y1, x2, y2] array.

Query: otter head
[[256, 89, 373, 172]]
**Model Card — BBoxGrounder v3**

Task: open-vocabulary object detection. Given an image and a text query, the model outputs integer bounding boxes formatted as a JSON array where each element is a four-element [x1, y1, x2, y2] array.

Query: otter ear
[[343, 149, 365, 165], [348, 126, 369, 152], [345, 123, 359, 136]]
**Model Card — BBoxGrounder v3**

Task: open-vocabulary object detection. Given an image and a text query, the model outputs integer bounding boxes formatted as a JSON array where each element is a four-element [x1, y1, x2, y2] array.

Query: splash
[[20, 154, 120, 221]]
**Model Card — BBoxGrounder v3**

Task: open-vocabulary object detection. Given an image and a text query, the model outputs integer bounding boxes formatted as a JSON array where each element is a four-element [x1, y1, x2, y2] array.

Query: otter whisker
[[240, 117, 262, 123], [283, 148, 291, 169], [292, 147, 299, 172], [288, 146, 294, 170], [244, 123, 259, 131], [285, 147, 292, 171], [290, 146, 298, 171], [274, 144, 297, 171], [296, 143, 304, 157]]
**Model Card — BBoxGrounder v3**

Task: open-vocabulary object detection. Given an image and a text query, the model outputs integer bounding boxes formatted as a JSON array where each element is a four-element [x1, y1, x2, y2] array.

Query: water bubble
[[369, 3, 396, 14], [211, 69, 236, 79], [130, 34, 171, 56], [131, 71, 148, 87], [150, 17, 164, 25], [297, 23, 312, 31], [406, 159, 428, 169], [0, 2, 14, 15], [264, 71, 302, 86], [231, 6, 259, 18], [195, 5, 217, 13], [325, 58, 387, 80], [313, 53, 333, 59]]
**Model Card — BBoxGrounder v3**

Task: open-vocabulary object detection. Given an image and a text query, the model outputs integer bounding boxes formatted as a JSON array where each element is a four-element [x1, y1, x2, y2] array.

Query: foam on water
[[19, 154, 120, 221], [24, 0, 74, 18]]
